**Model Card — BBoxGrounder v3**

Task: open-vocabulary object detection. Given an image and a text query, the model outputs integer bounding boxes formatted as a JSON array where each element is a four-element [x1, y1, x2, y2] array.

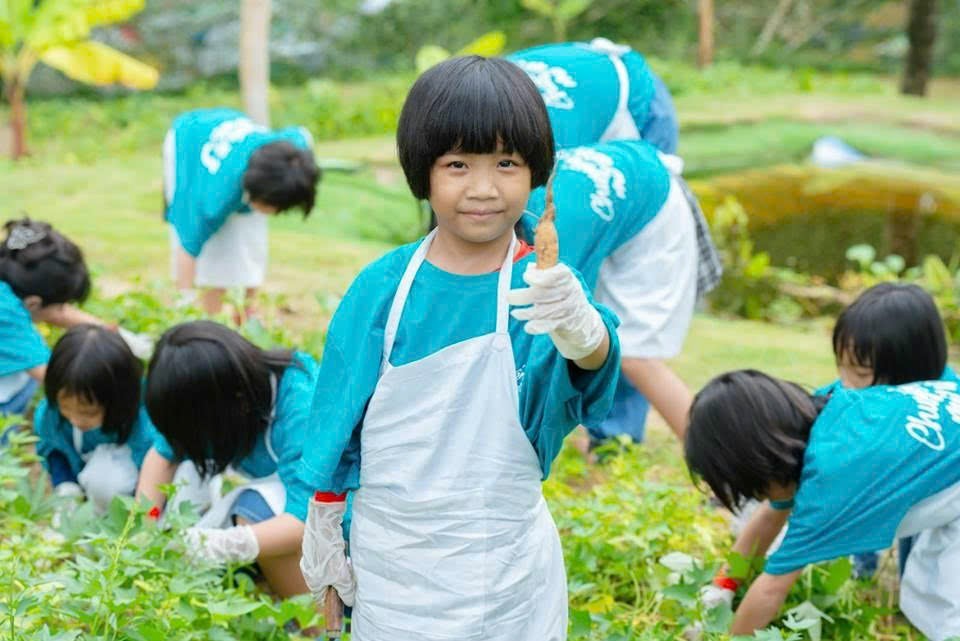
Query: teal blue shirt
[[285, 242, 622, 521], [165, 108, 313, 256], [34, 398, 159, 479], [521, 140, 671, 288], [507, 42, 655, 150], [766, 381, 960, 574], [0, 281, 49, 377], [153, 352, 318, 517]]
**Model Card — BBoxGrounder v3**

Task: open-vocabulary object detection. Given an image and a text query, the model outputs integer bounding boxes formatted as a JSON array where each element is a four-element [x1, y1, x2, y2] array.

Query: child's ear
[[22, 295, 43, 315]]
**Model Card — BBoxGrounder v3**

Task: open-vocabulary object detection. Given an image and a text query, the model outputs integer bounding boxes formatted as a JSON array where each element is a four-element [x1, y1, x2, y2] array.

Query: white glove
[[183, 525, 260, 565], [506, 263, 607, 361], [300, 497, 356, 607], [175, 288, 198, 309], [118, 327, 154, 360], [52, 482, 85, 528], [54, 481, 84, 499], [700, 583, 736, 609]]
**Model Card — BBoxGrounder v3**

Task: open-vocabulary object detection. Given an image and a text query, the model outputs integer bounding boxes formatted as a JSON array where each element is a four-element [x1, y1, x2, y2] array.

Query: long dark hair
[[833, 282, 947, 385], [145, 320, 294, 477], [45, 325, 143, 442], [0, 218, 90, 304], [684, 369, 827, 512]]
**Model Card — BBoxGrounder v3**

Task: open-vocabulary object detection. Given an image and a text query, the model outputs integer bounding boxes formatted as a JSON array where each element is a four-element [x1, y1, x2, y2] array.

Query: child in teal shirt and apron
[[35, 325, 158, 511], [687, 369, 960, 639], [136, 320, 319, 598], [294, 56, 621, 640]]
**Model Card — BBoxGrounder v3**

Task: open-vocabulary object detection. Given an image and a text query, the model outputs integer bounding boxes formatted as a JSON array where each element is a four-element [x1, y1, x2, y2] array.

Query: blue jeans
[[0, 378, 38, 445], [641, 74, 679, 155], [587, 375, 650, 444], [228, 488, 276, 525]]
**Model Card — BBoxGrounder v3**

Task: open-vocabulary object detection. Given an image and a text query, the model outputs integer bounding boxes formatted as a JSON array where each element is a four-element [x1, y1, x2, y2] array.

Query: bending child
[[136, 320, 317, 598], [293, 56, 621, 640], [163, 109, 320, 314], [686, 368, 960, 639], [35, 325, 159, 512], [706, 282, 953, 610]]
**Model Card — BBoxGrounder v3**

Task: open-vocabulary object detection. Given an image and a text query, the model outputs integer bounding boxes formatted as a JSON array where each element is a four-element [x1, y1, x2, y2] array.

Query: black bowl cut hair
[[45, 324, 143, 443], [0, 218, 90, 305], [397, 55, 555, 200], [243, 141, 321, 216], [145, 320, 294, 478], [833, 282, 947, 386], [684, 369, 826, 513]]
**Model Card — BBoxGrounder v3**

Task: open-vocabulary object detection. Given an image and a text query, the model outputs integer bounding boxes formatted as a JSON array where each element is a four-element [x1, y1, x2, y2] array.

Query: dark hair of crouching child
[[0, 218, 91, 306], [45, 324, 143, 443], [243, 141, 321, 216], [145, 320, 295, 478], [832, 282, 947, 386], [397, 55, 555, 202], [684, 369, 828, 512]]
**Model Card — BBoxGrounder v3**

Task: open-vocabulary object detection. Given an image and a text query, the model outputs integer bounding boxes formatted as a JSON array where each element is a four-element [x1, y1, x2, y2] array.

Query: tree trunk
[[5, 77, 29, 160], [698, 0, 714, 68], [239, 0, 272, 126], [901, 0, 938, 96]]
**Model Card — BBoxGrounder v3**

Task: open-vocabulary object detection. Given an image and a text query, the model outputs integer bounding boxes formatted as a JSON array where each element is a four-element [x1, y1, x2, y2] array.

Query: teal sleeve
[[152, 432, 177, 462], [518, 267, 621, 478], [33, 399, 56, 472], [769, 499, 795, 511], [274, 353, 320, 522], [127, 406, 161, 469], [287, 255, 401, 517]]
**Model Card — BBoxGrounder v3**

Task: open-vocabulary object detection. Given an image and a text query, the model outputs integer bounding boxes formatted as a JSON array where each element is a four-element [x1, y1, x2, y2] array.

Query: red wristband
[[147, 505, 162, 521], [314, 491, 347, 503], [714, 576, 741, 592]]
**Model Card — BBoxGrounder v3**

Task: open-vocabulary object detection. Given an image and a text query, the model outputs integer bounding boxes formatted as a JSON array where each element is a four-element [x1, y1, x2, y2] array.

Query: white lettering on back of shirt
[[891, 382, 959, 452], [200, 118, 268, 175], [514, 60, 578, 110], [556, 147, 627, 222]]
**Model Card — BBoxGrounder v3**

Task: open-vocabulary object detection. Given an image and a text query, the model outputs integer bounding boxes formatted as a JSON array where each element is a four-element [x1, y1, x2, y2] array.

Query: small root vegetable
[[535, 178, 559, 269]]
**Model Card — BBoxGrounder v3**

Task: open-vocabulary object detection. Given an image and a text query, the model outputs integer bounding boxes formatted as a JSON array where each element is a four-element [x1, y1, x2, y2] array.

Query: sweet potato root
[[535, 179, 559, 269]]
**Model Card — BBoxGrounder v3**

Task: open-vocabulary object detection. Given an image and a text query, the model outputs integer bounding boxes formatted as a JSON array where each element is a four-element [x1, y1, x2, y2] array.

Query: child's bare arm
[[135, 448, 177, 509], [248, 512, 306, 558], [731, 570, 801, 634], [733, 503, 791, 563]]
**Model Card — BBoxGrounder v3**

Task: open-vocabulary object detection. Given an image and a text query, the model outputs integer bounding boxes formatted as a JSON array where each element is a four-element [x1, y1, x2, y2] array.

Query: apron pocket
[[352, 487, 488, 638]]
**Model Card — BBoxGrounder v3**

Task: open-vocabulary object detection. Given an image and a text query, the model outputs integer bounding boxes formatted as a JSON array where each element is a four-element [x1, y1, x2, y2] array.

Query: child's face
[[57, 391, 105, 431], [428, 146, 531, 247], [837, 350, 875, 389]]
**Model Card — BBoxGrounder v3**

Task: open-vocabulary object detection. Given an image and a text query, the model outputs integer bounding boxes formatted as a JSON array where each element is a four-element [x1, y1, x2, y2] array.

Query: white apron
[[897, 481, 960, 640], [589, 38, 642, 143], [349, 230, 567, 641], [73, 428, 138, 513], [196, 375, 286, 529]]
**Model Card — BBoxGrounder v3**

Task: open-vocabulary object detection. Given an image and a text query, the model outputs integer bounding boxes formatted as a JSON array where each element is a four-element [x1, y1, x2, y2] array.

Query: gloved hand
[[507, 263, 607, 361], [52, 481, 85, 528], [54, 481, 84, 499], [700, 583, 736, 609], [175, 288, 199, 309], [118, 327, 154, 360], [183, 525, 260, 565], [300, 496, 356, 607]]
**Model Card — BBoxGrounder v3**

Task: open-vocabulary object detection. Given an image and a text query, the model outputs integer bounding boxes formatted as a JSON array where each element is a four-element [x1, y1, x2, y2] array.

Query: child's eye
[[447, 161, 466, 169], [498, 159, 518, 168]]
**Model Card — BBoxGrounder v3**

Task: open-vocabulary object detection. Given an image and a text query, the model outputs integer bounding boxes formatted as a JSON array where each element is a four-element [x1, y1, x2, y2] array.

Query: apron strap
[[383, 230, 437, 361], [263, 373, 279, 464], [495, 235, 517, 335], [383, 230, 517, 361]]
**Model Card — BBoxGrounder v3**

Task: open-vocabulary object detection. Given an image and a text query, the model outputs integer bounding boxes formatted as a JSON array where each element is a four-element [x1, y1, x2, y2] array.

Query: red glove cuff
[[713, 576, 741, 592], [314, 491, 347, 503], [147, 505, 162, 521]]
